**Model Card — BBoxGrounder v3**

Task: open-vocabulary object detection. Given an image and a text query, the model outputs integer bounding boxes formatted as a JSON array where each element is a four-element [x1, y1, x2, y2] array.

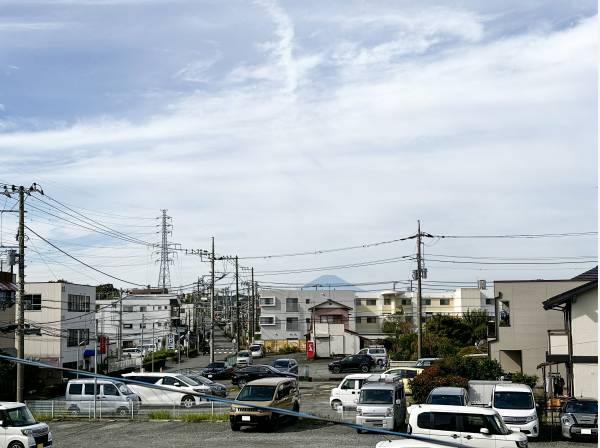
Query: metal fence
[[26, 400, 230, 420]]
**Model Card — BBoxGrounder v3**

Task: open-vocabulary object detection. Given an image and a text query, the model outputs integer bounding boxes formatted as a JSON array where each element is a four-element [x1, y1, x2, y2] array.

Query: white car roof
[[0, 402, 26, 410], [494, 383, 532, 392], [122, 372, 178, 377], [343, 373, 372, 380], [409, 404, 498, 415]]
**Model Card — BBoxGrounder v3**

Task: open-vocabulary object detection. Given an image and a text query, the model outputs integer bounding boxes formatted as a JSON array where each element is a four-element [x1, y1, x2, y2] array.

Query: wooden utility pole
[[16, 186, 25, 402]]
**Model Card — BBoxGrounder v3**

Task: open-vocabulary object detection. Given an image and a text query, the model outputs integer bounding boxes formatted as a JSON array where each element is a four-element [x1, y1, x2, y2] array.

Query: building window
[[259, 316, 275, 326], [401, 299, 411, 305], [422, 299, 431, 306], [305, 298, 310, 304], [356, 317, 362, 324], [286, 317, 299, 332], [123, 306, 134, 312], [366, 317, 377, 324], [305, 318, 311, 324], [123, 324, 133, 329], [140, 324, 146, 329], [260, 297, 275, 306], [24, 294, 42, 311], [320, 315, 343, 324], [67, 329, 89, 347], [68, 294, 91, 312], [139, 306, 147, 312], [366, 299, 377, 306], [286, 297, 299, 312], [499, 301, 510, 327], [405, 316, 413, 324], [440, 299, 450, 306], [485, 298, 493, 305], [384, 298, 391, 305]]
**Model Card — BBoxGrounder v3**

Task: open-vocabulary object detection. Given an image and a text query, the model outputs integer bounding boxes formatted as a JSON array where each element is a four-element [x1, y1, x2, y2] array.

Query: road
[[48, 420, 596, 448]]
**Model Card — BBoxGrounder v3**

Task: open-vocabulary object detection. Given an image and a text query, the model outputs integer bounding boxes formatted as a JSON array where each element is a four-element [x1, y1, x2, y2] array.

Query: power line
[[433, 232, 597, 239]]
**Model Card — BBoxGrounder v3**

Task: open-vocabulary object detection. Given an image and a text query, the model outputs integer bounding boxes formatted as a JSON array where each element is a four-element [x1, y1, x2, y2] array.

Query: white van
[[0, 402, 53, 448], [398, 404, 528, 448], [356, 375, 406, 433], [329, 373, 371, 410], [491, 384, 539, 438], [122, 372, 210, 407], [65, 379, 140, 416]]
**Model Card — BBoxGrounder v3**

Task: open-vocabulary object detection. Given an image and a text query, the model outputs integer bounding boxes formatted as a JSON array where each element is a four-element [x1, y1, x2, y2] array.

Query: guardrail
[[26, 400, 230, 420]]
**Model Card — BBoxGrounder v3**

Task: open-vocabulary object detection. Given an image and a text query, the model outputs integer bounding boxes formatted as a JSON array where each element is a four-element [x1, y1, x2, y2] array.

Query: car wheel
[[230, 422, 241, 431], [360, 365, 369, 373], [333, 366, 341, 374], [8, 442, 25, 448], [116, 407, 130, 417], [377, 359, 383, 367], [181, 396, 195, 408], [331, 400, 342, 410], [68, 405, 80, 416]]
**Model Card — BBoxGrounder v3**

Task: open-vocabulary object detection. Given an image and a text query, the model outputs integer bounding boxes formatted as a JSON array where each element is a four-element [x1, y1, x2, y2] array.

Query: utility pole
[[140, 314, 145, 372], [416, 220, 423, 360], [210, 237, 215, 363], [16, 186, 25, 402], [235, 256, 240, 351], [250, 268, 255, 344], [118, 289, 123, 361]]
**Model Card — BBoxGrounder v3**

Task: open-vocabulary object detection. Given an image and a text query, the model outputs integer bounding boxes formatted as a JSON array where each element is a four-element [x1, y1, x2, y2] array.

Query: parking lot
[[47, 420, 596, 448]]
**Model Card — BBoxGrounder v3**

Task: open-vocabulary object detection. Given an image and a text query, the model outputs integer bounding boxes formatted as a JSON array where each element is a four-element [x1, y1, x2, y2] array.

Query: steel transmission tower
[[156, 209, 175, 291]]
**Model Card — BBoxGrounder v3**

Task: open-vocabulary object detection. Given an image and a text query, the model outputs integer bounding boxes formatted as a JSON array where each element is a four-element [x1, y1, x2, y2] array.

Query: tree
[[461, 309, 490, 345], [383, 313, 415, 359], [96, 284, 120, 300]]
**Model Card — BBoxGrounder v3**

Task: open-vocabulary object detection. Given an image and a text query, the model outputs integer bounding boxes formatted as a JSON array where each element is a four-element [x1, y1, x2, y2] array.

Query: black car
[[231, 365, 297, 387], [328, 354, 374, 374], [272, 358, 299, 375], [200, 361, 234, 380]]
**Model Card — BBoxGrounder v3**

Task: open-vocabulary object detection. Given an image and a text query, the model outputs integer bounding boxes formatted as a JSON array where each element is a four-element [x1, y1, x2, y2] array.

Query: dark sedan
[[328, 354, 374, 374], [231, 365, 297, 387], [199, 361, 235, 380], [186, 374, 228, 398]]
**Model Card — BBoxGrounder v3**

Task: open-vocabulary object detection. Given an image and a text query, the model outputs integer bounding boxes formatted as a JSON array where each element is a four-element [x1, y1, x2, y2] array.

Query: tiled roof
[[572, 266, 598, 281]]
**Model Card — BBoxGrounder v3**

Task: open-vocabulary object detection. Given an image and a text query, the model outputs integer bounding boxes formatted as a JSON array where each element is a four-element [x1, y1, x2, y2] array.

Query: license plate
[[37, 444, 43, 448], [509, 426, 521, 432], [208, 374, 213, 378], [241, 415, 251, 421], [581, 428, 592, 435]]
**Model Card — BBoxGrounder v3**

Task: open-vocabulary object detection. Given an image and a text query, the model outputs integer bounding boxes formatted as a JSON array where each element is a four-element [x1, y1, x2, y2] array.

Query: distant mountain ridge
[[303, 274, 362, 291]]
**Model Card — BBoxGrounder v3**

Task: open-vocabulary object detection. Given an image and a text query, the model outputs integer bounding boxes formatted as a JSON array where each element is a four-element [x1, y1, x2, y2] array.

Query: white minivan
[[0, 402, 53, 448], [329, 373, 371, 410], [65, 379, 140, 416], [491, 384, 539, 438], [392, 404, 529, 448], [122, 372, 209, 407]]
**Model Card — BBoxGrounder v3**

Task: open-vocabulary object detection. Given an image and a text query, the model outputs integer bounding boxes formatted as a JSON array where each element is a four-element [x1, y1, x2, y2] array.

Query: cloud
[[0, 21, 68, 31]]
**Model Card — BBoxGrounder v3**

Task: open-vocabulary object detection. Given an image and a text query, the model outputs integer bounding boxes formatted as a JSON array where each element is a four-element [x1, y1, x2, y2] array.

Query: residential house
[[542, 267, 597, 398], [0, 271, 17, 355], [307, 299, 361, 357], [258, 288, 356, 351], [488, 272, 591, 382]]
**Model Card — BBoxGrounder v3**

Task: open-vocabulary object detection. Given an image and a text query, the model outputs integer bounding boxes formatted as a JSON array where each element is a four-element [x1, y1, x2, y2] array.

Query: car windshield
[[195, 376, 213, 385], [178, 375, 198, 386], [493, 392, 534, 409], [238, 351, 250, 357], [208, 363, 224, 369], [237, 385, 276, 402], [273, 360, 288, 368], [359, 389, 393, 404], [566, 401, 598, 414], [6, 406, 36, 427], [249, 345, 261, 350], [428, 395, 463, 406], [488, 413, 511, 435], [116, 382, 133, 395]]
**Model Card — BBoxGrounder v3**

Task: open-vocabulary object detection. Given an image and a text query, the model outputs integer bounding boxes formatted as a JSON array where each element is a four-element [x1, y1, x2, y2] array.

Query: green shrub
[[508, 372, 538, 388], [278, 345, 299, 354], [148, 410, 172, 420], [180, 413, 228, 422]]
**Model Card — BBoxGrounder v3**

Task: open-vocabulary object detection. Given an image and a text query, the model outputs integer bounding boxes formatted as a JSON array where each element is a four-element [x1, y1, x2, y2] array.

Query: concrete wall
[[490, 280, 585, 379], [571, 288, 598, 357], [573, 363, 598, 399]]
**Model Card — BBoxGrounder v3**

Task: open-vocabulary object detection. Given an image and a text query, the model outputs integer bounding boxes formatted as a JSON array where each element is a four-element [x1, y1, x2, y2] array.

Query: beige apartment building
[[488, 271, 591, 382]]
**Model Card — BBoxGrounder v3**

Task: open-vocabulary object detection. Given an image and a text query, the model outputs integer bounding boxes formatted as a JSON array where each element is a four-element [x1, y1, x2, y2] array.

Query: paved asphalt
[[48, 420, 597, 448]]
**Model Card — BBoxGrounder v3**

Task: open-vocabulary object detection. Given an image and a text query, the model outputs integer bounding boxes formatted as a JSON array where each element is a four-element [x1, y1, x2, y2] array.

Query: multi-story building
[[0, 271, 17, 355], [23, 282, 96, 370], [96, 289, 181, 355], [488, 271, 591, 382], [258, 289, 356, 351], [354, 288, 493, 340]]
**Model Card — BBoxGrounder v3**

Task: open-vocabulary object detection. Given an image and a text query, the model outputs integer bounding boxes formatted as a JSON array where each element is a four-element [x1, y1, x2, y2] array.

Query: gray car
[[426, 386, 470, 406], [186, 374, 228, 398], [66, 379, 140, 416], [271, 358, 298, 375], [561, 398, 598, 439]]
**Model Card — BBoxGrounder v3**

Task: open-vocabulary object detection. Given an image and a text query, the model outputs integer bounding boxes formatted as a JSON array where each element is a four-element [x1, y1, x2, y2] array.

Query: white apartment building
[[258, 289, 356, 350], [96, 291, 181, 355], [258, 287, 494, 348], [23, 282, 96, 370]]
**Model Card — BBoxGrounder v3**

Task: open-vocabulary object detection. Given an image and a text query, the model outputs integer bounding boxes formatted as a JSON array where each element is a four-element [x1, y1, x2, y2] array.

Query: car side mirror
[[480, 428, 490, 435], [488, 401, 492, 407], [395, 399, 402, 405]]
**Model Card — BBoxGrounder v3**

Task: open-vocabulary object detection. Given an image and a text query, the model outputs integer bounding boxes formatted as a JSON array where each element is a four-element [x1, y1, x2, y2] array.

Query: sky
[[0, 0, 597, 294]]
